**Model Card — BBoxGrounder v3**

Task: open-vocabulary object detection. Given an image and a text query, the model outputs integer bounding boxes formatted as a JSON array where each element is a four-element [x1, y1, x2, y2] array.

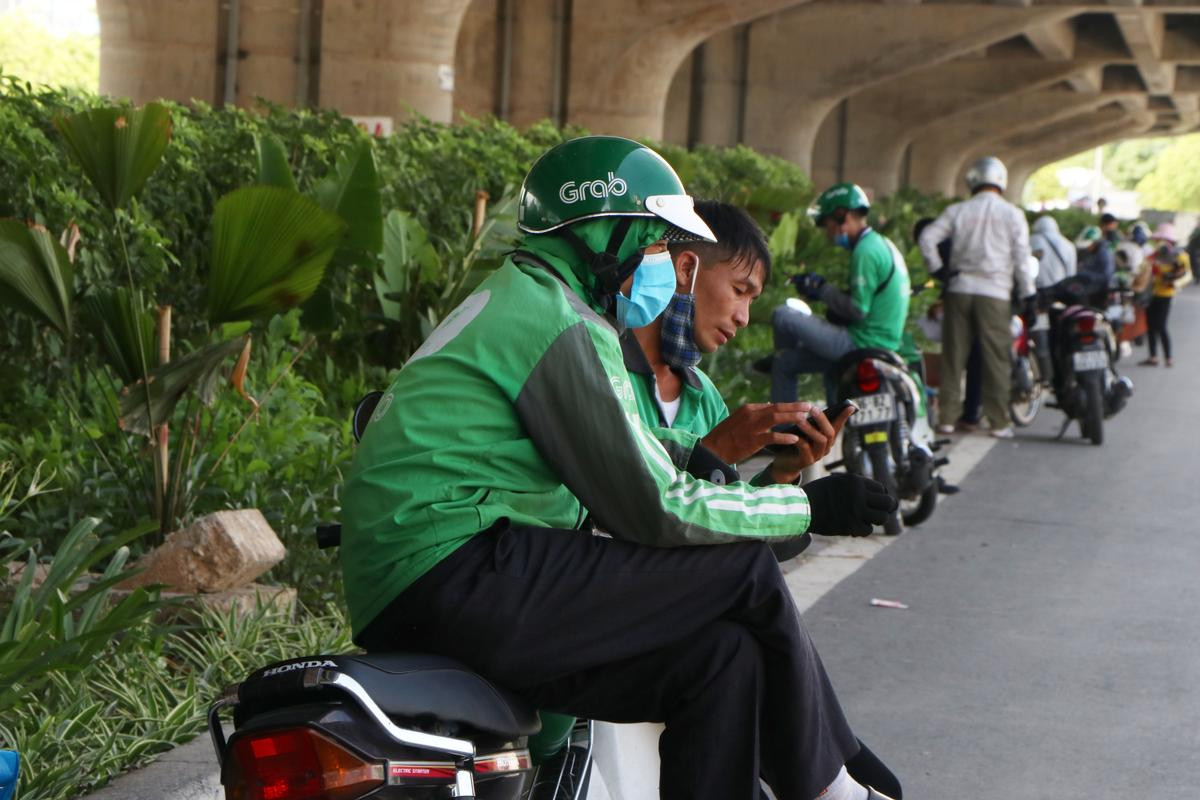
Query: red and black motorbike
[[1038, 276, 1134, 446]]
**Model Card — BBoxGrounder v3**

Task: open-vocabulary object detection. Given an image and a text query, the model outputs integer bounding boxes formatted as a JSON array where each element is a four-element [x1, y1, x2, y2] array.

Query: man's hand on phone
[[702, 402, 822, 466], [767, 403, 856, 484]]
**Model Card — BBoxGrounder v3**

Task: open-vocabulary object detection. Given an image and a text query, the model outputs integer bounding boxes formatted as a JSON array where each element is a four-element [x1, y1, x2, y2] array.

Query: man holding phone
[[623, 201, 855, 485]]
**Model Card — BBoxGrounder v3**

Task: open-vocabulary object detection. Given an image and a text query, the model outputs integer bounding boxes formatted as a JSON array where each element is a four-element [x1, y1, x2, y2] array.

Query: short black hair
[[1099, 213, 1117, 226], [913, 216, 936, 242], [670, 200, 772, 284]]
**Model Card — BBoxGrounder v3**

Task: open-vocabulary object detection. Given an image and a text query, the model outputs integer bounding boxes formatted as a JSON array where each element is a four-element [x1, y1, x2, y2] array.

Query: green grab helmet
[[518, 136, 716, 243], [1076, 225, 1102, 248], [813, 182, 871, 225]]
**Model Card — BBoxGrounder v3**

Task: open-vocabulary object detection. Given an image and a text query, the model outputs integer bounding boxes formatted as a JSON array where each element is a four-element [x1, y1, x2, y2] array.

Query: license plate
[[848, 394, 897, 426], [1072, 349, 1108, 372]]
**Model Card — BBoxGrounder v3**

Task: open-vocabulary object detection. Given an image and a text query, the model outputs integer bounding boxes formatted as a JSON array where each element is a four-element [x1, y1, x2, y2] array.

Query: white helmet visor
[[645, 195, 717, 243]]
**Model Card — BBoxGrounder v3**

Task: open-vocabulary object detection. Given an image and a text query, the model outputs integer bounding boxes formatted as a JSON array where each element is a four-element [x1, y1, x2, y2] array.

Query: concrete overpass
[[97, 0, 1200, 200]]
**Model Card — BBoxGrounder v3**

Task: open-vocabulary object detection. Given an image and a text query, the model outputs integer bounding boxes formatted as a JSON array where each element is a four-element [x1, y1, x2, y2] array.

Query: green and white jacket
[[341, 250, 811, 636]]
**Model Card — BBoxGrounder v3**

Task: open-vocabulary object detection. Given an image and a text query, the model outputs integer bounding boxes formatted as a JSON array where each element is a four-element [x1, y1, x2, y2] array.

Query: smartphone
[[768, 399, 859, 452]]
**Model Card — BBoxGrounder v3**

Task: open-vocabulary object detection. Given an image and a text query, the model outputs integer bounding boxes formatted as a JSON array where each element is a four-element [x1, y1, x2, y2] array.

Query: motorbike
[[1037, 276, 1134, 446], [208, 392, 596, 800], [1009, 309, 1045, 427], [830, 347, 946, 535]]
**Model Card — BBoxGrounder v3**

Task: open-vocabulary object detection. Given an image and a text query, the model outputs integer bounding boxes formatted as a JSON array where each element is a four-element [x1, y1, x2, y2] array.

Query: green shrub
[[1, 600, 353, 800]]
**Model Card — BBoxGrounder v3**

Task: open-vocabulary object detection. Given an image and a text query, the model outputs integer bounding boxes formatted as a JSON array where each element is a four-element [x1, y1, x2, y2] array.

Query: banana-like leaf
[[206, 186, 346, 323], [54, 102, 172, 210], [315, 137, 383, 259], [118, 336, 245, 435], [82, 288, 157, 385], [0, 219, 74, 338], [255, 133, 297, 191], [377, 210, 427, 321]]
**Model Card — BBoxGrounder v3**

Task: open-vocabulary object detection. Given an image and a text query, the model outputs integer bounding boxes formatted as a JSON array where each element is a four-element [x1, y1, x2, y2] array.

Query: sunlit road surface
[[803, 288, 1200, 798]]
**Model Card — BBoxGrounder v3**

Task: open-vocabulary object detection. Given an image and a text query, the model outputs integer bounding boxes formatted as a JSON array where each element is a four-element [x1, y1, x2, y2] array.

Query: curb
[[79, 732, 223, 800]]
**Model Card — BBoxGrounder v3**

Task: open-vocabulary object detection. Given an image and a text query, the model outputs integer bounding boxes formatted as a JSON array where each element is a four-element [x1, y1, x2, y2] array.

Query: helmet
[[1130, 220, 1150, 245], [1152, 222, 1177, 243], [965, 156, 1008, 193], [518, 136, 715, 242], [813, 182, 870, 225], [1075, 225, 1102, 248], [1032, 215, 1060, 236]]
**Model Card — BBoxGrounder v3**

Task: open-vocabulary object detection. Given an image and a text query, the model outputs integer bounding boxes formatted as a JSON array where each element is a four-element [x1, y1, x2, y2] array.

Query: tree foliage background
[[0, 9, 98, 91]]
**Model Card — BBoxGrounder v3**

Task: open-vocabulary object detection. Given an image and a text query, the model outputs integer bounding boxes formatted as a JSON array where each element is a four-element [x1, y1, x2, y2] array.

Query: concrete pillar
[[828, 58, 1086, 195], [564, 0, 811, 140], [452, 0, 499, 120], [1003, 113, 1157, 202], [452, 0, 561, 128], [320, 0, 475, 123], [235, 0, 306, 107], [740, 3, 1076, 174], [907, 88, 1122, 196], [98, 0, 219, 104]]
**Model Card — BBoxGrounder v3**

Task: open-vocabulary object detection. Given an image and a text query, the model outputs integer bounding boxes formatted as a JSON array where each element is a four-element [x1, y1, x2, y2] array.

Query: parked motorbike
[[208, 393, 595, 800], [1009, 310, 1045, 427], [1038, 276, 1134, 446], [830, 348, 946, 535]]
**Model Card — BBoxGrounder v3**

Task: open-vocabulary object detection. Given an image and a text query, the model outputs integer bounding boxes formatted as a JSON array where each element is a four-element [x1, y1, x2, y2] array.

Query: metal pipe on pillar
[[497, 0, 514, 121], [222, 0, 241, 106]]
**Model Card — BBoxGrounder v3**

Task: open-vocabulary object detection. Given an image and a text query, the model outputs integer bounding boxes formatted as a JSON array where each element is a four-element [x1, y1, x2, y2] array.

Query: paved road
[[804, 289, 1200, 799]]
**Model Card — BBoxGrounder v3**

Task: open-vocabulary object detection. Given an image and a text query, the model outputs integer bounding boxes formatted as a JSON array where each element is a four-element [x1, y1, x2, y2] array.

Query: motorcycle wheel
[[901, 481, 938, 527], [1083, 374, 1104, 446], [867, 445, 903, 536], [1010, 356, 1043, 427]]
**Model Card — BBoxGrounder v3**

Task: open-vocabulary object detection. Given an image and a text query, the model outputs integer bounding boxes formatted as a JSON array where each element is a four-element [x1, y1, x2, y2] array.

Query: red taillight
[[227, 728, 384, 800], [857, 360, 881, 393], [386, 750, 532, 786], [1076, 315, 1096, 334]]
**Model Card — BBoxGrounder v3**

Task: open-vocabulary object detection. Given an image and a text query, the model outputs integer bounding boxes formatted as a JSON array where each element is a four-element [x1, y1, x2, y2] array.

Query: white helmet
[[966, 156, 1008, 193]]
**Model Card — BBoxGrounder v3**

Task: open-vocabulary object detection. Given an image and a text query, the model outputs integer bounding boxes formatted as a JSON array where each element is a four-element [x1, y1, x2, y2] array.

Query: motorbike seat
[[242, 652, 541, 740], [832, 347, 907, 375]]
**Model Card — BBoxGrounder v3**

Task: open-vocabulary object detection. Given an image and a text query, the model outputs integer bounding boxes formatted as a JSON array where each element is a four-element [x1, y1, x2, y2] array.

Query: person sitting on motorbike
[[620, 200, 904, 797], [626, 200, 852, 481], [766, 183, 911, 406], [1076, 225, 1115, 304], [1030, 215, 1077, 289], [1099, 212, 1122, 249], [342, 136, 899, 800]]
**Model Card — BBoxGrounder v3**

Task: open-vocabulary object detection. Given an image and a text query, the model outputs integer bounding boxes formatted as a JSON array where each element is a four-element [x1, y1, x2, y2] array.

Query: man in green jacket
[[343, 137, 897, 800], [768, 183, 911, 404]]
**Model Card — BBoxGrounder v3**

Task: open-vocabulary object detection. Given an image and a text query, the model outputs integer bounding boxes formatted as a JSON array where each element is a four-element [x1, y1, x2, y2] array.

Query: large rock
[[121, 509, 285, 593]]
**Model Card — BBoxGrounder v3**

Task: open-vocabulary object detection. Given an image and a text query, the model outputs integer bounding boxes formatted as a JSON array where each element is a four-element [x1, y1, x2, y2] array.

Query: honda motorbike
[[830, 348, 946, 535], [1038, 276, 1134, 446], [208, 393, 595, 800]]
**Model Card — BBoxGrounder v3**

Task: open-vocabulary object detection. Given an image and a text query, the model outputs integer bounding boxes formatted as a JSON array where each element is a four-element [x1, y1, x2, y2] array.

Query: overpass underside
[[97, 0, 1200, 200]]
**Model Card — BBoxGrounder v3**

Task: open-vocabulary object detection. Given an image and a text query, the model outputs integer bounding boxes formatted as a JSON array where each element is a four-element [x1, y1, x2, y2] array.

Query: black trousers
[[1147, 296, 1172, 359], [358, 523, 860, 800]]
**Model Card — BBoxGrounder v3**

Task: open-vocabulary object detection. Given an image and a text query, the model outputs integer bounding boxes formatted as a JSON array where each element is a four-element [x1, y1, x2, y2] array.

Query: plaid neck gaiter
[[660, 268, 701, 370]]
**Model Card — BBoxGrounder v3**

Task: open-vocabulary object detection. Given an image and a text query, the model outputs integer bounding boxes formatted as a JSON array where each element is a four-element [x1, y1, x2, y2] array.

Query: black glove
[[790, 273, 826, 300], [803, 474, 898, 536]]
